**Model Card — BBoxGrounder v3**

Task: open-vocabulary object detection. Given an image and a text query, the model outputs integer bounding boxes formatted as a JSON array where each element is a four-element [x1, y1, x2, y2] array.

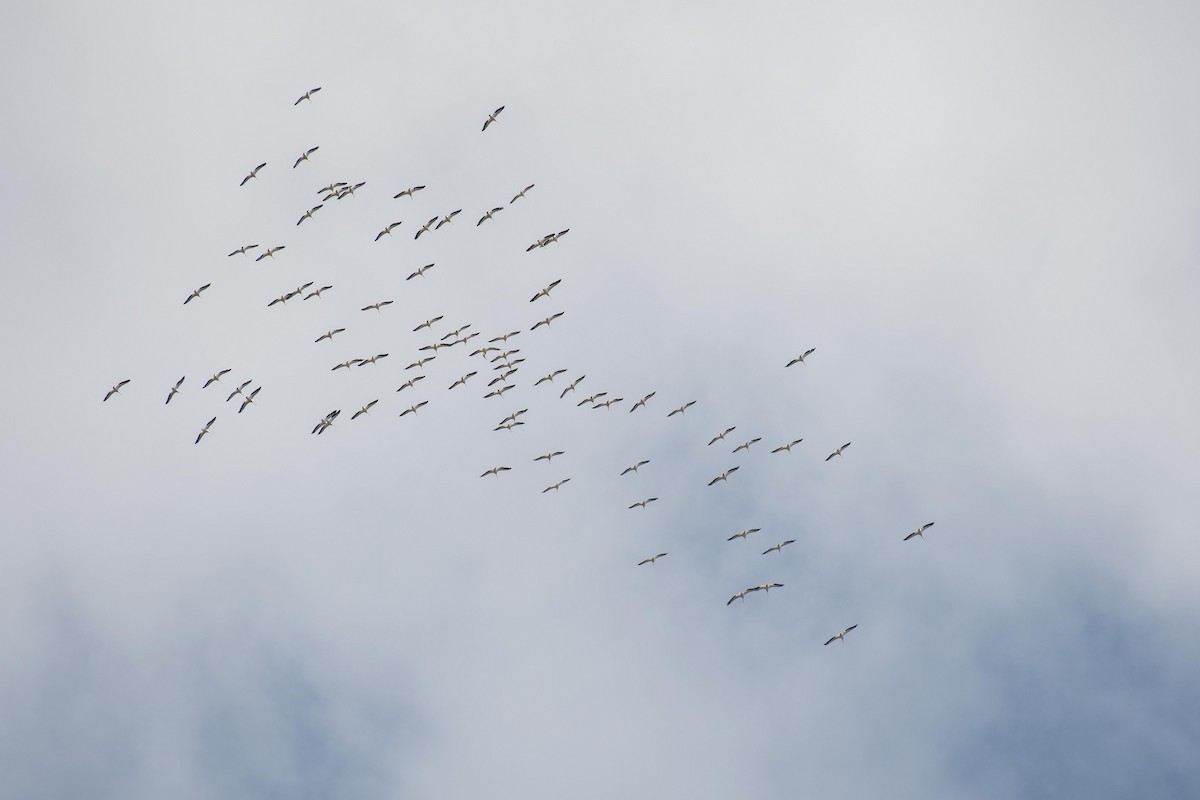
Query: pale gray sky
[[2, 1, 1198, 798]]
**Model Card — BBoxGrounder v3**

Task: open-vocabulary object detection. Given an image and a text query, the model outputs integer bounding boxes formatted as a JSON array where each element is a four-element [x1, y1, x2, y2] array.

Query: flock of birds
[[102, 87, 944, 647]]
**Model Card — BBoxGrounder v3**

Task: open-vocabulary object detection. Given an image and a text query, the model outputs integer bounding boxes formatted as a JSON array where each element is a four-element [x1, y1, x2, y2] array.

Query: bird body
[[786, 348, 816, 367], [668, 401, 696, 417], [294, 87, 321, 105], [240, 162, 266, 186], [824, 625, 858, 645], [292, 146, 319, 168], [629, 497, 658, 509], [164, 376, 185, 404], [825, 442, 852, 461], [183, 284, 211, 304], [351, 400, 379, 420], [203, 369, 231, 388], [903, 522, 936, 541], [762, 540, 796, 554], [481, 105, 505, 131], [104, 380, 131, 401], [195, 416, 217, 444], [638, 553, 668, 566], [771, 439, 804, 454], [708, 466, 740, 486]]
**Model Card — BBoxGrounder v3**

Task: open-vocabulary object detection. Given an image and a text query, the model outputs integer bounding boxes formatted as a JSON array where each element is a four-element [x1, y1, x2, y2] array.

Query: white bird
[[315, 328, 346, 343], [577, 392, 607, 408], [394, 185, 426, 199], [238, 386, 261, 413], [336, 181, 365, 198], [748, 583, 784, 594], [668, 401, 696, 418], [375, 221, 402, 241], [292, 146, 319, 168], [303, 285, 333, 300], [593, 398, 623, 410], [405, 357, 436, 371], [203, 369, 231, 388], [407, 263, 435, 280], [103, 379, 131, 401], [559, 375, 586, 398], [621, 460, 650, 476], [195, 416, 217, 444], [708, 466, 740, 486], [471, 345, 501, 359], [351, 400, 379, 420], [294, 87, 322, 105], [762, 540, 796, 554], [255, 245, 285, 261], [732, 437, 762, 453], [183, 284, 211, 305], [535, 369, 568, 386], [448, 372, 478, 390], [477, 207, 503, 226], [638, 553, 668, 566], [727, 591, 750, 606], [489, 331, 521, 345], [414, 217, 439, 240], [511, 184, 535, 204], [727, 528, 761, 541], [226, 380, 252, 402], [434, 210, 462, 230], [296, 205, 323, 225], [542, 479, 570, 493], [824, 625, 858, 646], [825, 442, 852, 461], [708, 426, 736, 446], [903, 522, 936, 541], [357, 353, 389, 366], [530, 311, 564, 331], [312, 409, 341, 435], [483, 385, 514, 399], [361, 300, 394, 312], [228, 244, 258, 257], [534, 451, 565, 463], [318, 182, 347, 195], [786, 348, 816, 367], [771, 439, 804, 454], [399, 401, 429, 417], [529, 279, 561, 303], [441, 324, 473, 341], [413, 316, 443, 333], [239, 162, 266, 186], [629, 497, 658, 509], [396, 376, 426, 392], [480, 465, 511, 477], [481, 105, 505, 131], [499, 409, 528, 424], [164, 376, 185, 405], [332, 359, 361, 371], [628, 392, 656, 413]]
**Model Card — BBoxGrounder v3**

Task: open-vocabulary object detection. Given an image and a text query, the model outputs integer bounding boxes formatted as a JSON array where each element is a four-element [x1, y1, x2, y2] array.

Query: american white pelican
[[255, 246, 285, 261], [535, 369, 568, 386], [628, 392, 656, 412], [399, 401, 429, 417], [103, 379, 131, 401], [762, 540, 796, 554], [292, 147, 319, 168], [708, 426, 736, 445], [529, 279, 561, 303], [708, 466, 740, 486], [203, 369, 231, 388], [374, 221, 402, 241], [183, 284, 211, 305], [239, 162, 266, 186], [351, 400, 379, 420], [228, 244, 258, 257], [638, 553, 668, 566], [312, 409, 341, 435], [748, 583, 784, 594], [434, 210, 462, 230], [318, 182, 347, 195], [489, 331, 521, 344], [771, 439, 804, 454], [396, 376, 426, 392], [487, 369, 517, 387], [394, 185, 426, 199], [448, 372, 477, 390], [296, 205, 322, 226], [576, 392, 607, 408], [825, 442, 852, 461], [727, 528, 761, 541], [668, 401, 697, 418], [480, 465, 511, 477], [303, 285, 333, 300], [441, 324, 473, 341], [629, 497, 658, 509], [294, 87, 321, 105], [593, 398, 623, 410], [559, 375, 586, 398], [195, 416, 216, 444], [414, 316, 444, 332], [481, 106, 505, 131], [495, 421, 525, 432], [164, 376, 185, 405], [903, 522, 935, 541], [471, 345, 500, 359], [238, 386, 261, 413], [405, 357, 436, 371], [534, 451, 565, 463], [510, 184, 535, 204], [727, 591, 750, 605], [414, 217, 438, 240], [732, 437, 762, 453], [530, 311, 564, 331], [483, 385, 514, 399], [477, 207, 503, 226], [315, 328, 346, 343], [786, 348, 815, 367], [356, 353, 389, 366], [542, 478, 570, 493], [407, 263, 435, 280], [226, 380, 252, 402], [361, 300, 394, 312], [332, 360, 361, 371], [621, 460, 650, 476], [824, 625, 858, 645]]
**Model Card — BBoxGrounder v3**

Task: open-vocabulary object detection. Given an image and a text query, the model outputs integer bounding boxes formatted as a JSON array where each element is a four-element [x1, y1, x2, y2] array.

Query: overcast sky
[[2, 1, 1198, 798]]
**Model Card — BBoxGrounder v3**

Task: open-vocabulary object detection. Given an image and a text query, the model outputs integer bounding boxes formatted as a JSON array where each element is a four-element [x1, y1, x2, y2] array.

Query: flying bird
[[732, 437, 762, 453], [297, 205, 323, 225], [786, 348, 816, 367], [483, 385, 514, 399], [336, 181, 366, 198], [239, 162, 266, 186], [351, 400, 379, 420], [195, 416, 217, 444], [621, 460, 650, 476], [164, 376, 185, 405], [481, 105, 505, 131], [356, 353, 389, 366], [480, 465, 512, 477], [226, 380, 252, 402], [511, 184, 535, 204], [628, 392, 656, 412], [183, 284, 211, 305], [576, 392, 607, 407], [903, 522, 936, 541], [374, 222, 402, 241], [477, 207, 504, 226], [825, 442, 852, 461], [489, 331, 521, 344], [530, 312, 564, 331], [361, 300, 394, 312], [434, 210, 462, 230], [762, 540, 796, 554], [727, 591, 750, 606], [708, 466, 740, 486], [318, 182, 348, 195], [407, 263, 435, 280], [668, 401, 697, 417], [542, 479, 571, 493], [312, 409, 341, 435], [238, 386, 261, 414], [294, 87, 322, 105], [255, 246, 285, 261], [824, 625, 858, 646], [638, 553, 668, 566], [414, 217, 439, 240], [629, 497, 658, 509], [405, 357, 436, 371], [103, 380, 131, 401], [529, 279, 561, 303], [228, 244, 258, 257], [315, 328, 346, 343], [708, 427, 736, 446], [394, 185, 426, 199], [203, 369, 231, 388], [396, 376, 426, 392], [727, 528, 761, 541], [534, 451, 565, 463], [495, 421, 525, 432], [414, 316, 444, 332], [303, 285, 333, 300], [292, 147, 319, 168], [559, 375, 586, 398], [332, 359, 361, 371], [771, 439, 804, 454], [535, 369, 568, 386], [749, 583, 785, 594], [448, 372, 478, 390], [399, 401, 429, 417]]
